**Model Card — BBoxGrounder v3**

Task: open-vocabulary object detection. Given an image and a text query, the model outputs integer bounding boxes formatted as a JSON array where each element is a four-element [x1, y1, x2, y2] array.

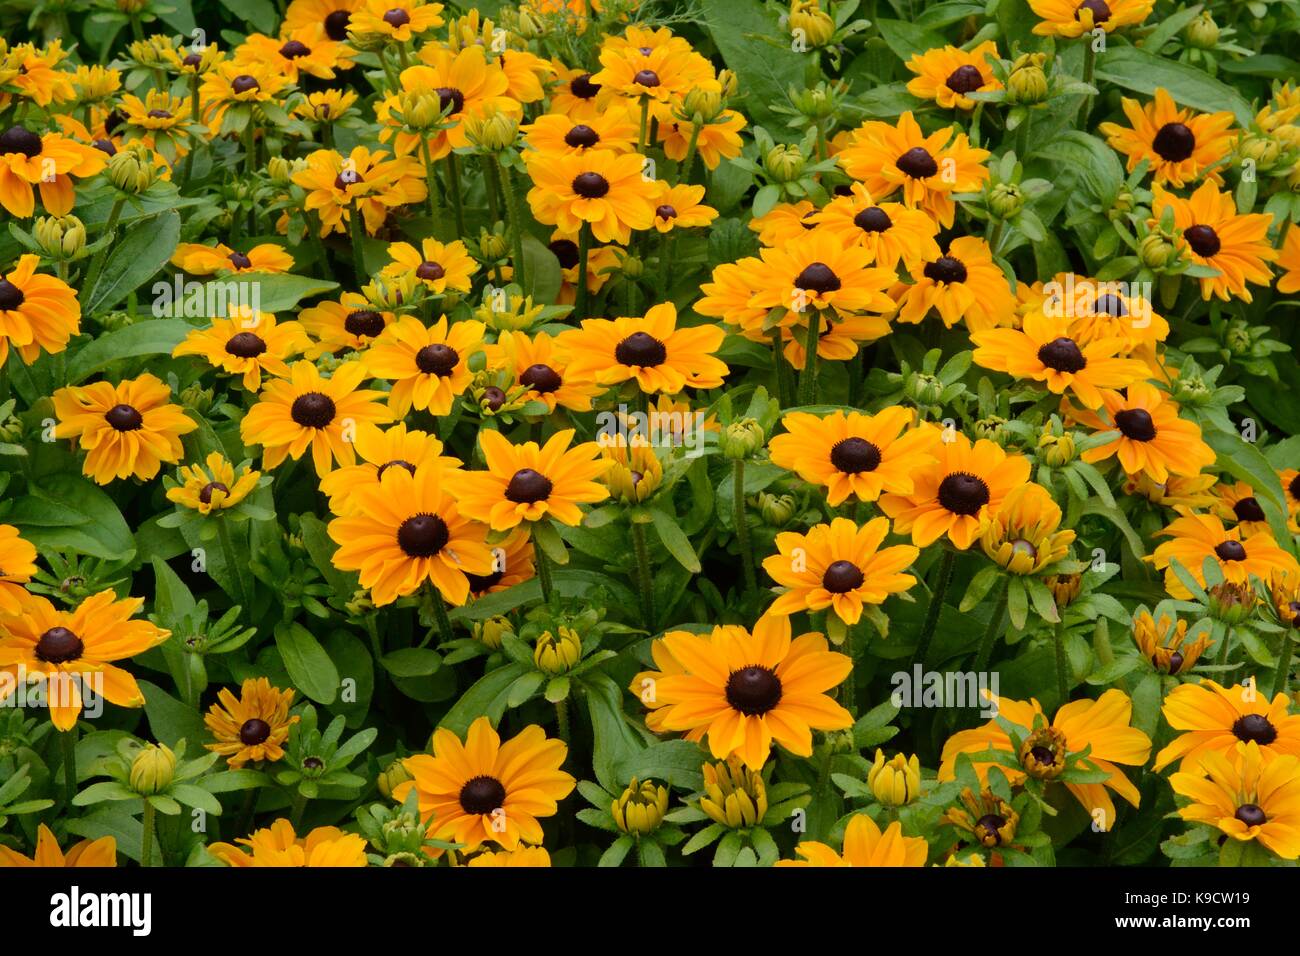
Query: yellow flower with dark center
[[1155, 680, 1300, 772], [809, 184, 941, 271], [0, 524, 37, 616], [879, 431, 1031, 550], [234, 26, 353, 82], [319, 421, 459, 515], [381, 238, 477, 296], [203, 677, 298, 768], [905, 41, 1002, 111], [1149, 512, 1298, 599], [523, 108, 639, 155], [600, 437, 663, 504], [647, 613, 853, 769], [980, 482, 1076, 574], [648, 182, 718, 233], [328, 464, 494, 607], [0, 824, 116, 867], [208, 819, 368, 866], [696, 255, 769, 336], [0, 590, 169, 730], [611, 777, 669, 835], [1172, 742, 1300, 861], [749, 228, 898, 320], [897, 236, 1015, 332], [1131, 609, 1210, 675], [1028, 0, 1154, 37], [525, 147, 656, 244], [700, 756, 768, 828], [1123, 471, 1218, 510], [0, 125, 107, 217], [940, 690, 1152, 823], [548, 65, 618, 123], [868, 749, 921, 806], [53, 373, 198, 484], [748, 200, 818, 248], [394, 716, 575, 852], [763, 517, 919, 626], [456, 428, 608, 530], [1099, 88, 1233, 188], [1152, 181, 1278, 302], [486, 330, 601, 413], [1210, 480, 1272, 537], [291, 145, 426, 237], [591, 35, 717, 121], [1075, 383, 1215, 483], [293, 89, 360, 123], [837, 111, 989, 228], [466, 846, 552, 866], [945, 787, 1018, 848], [1278, 227, 1300, 295], [777, 813, 928, 867], [199, 61, 291, 133], [362, 316, 485, 416], [298, 292, 396, 357], [348, 0, 444, 42], [283, 0, 363, 44], [170, 241, 295, 275], [172, 310, 309, 391], [166, 452, 261, 515], [467, 526, 534, 597], [0, 254, 81, 366], [239, 360, 392, 476], [658, 111, 746, 170], [3, 40, 77, 107], [120, 90, 187, 137], [561, 302, 728, 393]]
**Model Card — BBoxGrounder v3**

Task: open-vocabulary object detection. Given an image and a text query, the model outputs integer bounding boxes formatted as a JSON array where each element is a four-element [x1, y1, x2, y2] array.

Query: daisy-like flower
[[3, 41, 76, 107], [172, 310, 309, 391], [896, 236, 1016, 332], [905, 41, 1002, 111], [548, 66, 615, 122], [239, 360, 392, 476], [1131, 609, 1211, 675], [980, 483, 1076, 575], [328, 464, 494, 607], [763, 517, 920, 626], [808, 184, 941, 270], [647, 613, 853, 769], [456, 429, 608, 530], [362, 316, 485, 416], [165, 453, 261, 515], [394, 716, 575, 852], [466, 846, 552, 867], [0, 254, 80, 366], [52, 374, 197, 485], [319, 421, 460, 516], [591, 39, 718, 123], [486, 330, 602, 413], [0, 524, 37, 615], [837, 111, 989, 228], [1077, 383, 1216, 483], [1099, 88, 1234, 188], [291, 145, 427, 237], [283, 0, 362, 41], [349, 0, 444, 42], [0, 824, 115, 867], [1149, 513, 1298, 600], [1277, 226, 1300, 295], [298, 292, 395, 357], [748, 200, 818, 247], [1042, 274, 1169, 369], [118, 90, 190, 154], [467, 526, 535, 597], [695, 256, 769, 340], [879, 432, 1031, 550], [170, 242, 295, 276], [1152, 181, 1278, 302], [1028, 0, 1154, 37], [381, 237, 476, 296], [1171, 743, 1300, 861], [208, 820, 368, 867], [657, 110, 746, 170], [649, 182, 718, 233], [198, 61, 292, 133], [0, 124, 107, 217], [1155, 680, 1300, 772], [561, 301, 728, 393], [970, 311, 1151, 408], [293, 88, 360, 123], [0, 590, 170, 730], [749, 228, 898, 330], [233, 26, 353, 82], [523, 108, 639, 155], [1210, 481, 1272, 537], [203, 677, 299, 768], [776, 814, 928, 867], [769, 408, 938, 506], [525, 147, 657, 244], [940, 690, 1152, 823]]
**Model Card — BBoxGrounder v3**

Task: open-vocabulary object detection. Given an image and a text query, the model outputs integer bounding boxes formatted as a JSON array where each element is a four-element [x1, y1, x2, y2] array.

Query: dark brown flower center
[[1037, 337, 1087, 373], [1291, 473, 1300, 503], [93, 138, 117, 156], [199, 481, 229, 504], [1234, 803, 1267, 827], [830, 437, 881, 474], [415, 343, 458, 376], [466, 568, 505, 592], [549, 239, 579, 269], [1114, 408, 1156, 441], [344, 309, 385, 338], [225, 331, 266, 357], [924, 256, 967, 284], [333, 168, 363, 191], [572, 172, 610, 198], [0, 125, 44, 157], [280, 39, 312, 59], [520, 363, 562, 393], [1076, 0, 1111, 22], [938, 472, 990, 516], [0, 279, 24, 311], [570, 73, 601, 99], [482, 386, 506, 411], [290, 392, 336, 428], [615, 331, 667, 367], [416, 260, 445, 281], [1093, 293, 1127, 317], [1214, 540, 1246, 562], [397, 513, 449, 557], [822, 560, 865, 594], [383, 7, 411, 27], [505, 468, 552, 503], [975, 814, 1006, 844], [376, 459, 417, 480], [105, 403, 143, 431], [182, 53, 203, 67], [655, 204, 677, 221], [725, 665, 783, 716], [1184, 224, 1221, 257], [946, 64, 984, 94], [854, 206, 892, 233], [896, 146, 938, 179], [1152, 122, 1195, 162], [239, 717, 271, 745], [324, 9, 351, 40], [633, 69, 661, 87], [794, 262, 841, 293], [1233, 497, 1266, 523], [431, 87, 464, 116], [231, 74, 260, 94], [1165, 651, 1185, 674], [1232, 713, 1277, 745], [228, 251, 253, 269], [459, 774, 507, 815], [147, 108, 174, 119], [36, 626, 83, 664], [564, 124, 600, 148]]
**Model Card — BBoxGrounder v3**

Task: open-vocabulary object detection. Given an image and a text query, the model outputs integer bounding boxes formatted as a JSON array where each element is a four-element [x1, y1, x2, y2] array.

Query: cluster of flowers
[[1, 0, 1300, 870]]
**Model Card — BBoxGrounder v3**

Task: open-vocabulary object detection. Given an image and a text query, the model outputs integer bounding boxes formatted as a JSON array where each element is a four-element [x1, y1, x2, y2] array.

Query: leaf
[[65, 319, 194, 384], [438, 662, 529, 736], [520, 235, 564, 305], [216, 0, 277, 33], [874, 18, 949, 62], [615, 739, 706, 790], [220, 272, 340, 313], [83, 210, 181, 315], [649, 508, 702, 573], [6, 473, 136, 562], [702, 0, 805, 133], [380, 648, 443, 677], [1203, 428, 1294, 555], [1093, 45, 1254, 126], [587, 673, 648, 791], [138, 679, 207, 747], [274, 622, 339, 705]]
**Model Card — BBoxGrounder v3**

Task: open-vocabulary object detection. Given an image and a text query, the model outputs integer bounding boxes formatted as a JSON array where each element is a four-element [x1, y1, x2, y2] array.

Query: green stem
[[972, 575, 1010, 672], [1053, 619, 1071, 706], [680, 121, 702, 184], [1272, 630, 1292, 698], [1216, 624, 1233, 668], [576, 223, 591, 321], [234, 787, 257, 838], [290, 790, 308, 830], [733, 460, 757, 594], [1080, 41, 1098, 129], [910, 548, 956, 669], [501, 159, 528, 291], [637, 95, 650, 152], [349, 199, 367, 285], [60, 727, 77, 806], [431, 591, 456, 644], [140, 801, 156, 867], [631, 521, 656, 630], [842, 628, 857, 716], [555, 696, 571, 744], [533, 532, 554, 603], [446, 152, 466, 236], [81, 197, 126, 302], [483, 155, 501, 225], [769, 326, 792, 407], [796, 310, 822, 405], [420, 136, 441, 222]]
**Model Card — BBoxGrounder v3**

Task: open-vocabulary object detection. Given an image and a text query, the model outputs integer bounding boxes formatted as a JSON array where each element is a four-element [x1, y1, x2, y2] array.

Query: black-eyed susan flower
[[349, 0, 444, 42], [165, 453, 262, 515], [381, 237, 477, 296], [940, 690, 1151, 822], [879, 431, 1031, 550], [776, 813, 928, 867], [548, 66, 614, 122], [198, 61, 291, 133], [905, 41, 1001, 111], [328, 464, 494, 607], [1278, 226, 1300, 295], [1131, 609, 1210, 675], [1099, 88, 1234, 188], [970, 311, 1151, 408], [1149, 513, 1298, 599], [239, 360, 392, 476], [0, 524, 36, 616], [561, 302, 728, 393], [0, 125, 107, 218], [749, 228, 898, 320], [465, 846, 551, 866], [1152, 181, 1278, 302], [648, 613, 853, 769], [1171, 743, 1300, 861], [763, 517, 919, 626], [203, 677, 299, 768], [293, 88, 360, 123], [319, 421, 460, 516], [1123, 471, 1219, 511], [170, 242, 295, 275], [980, 483, 1076, 574], [1028, 0, 1154, 37], [1078, 383, 1216, 483], [748, 199, 818, 247], [649, 182, 718, 233], [298, 292, 395, 357], [0, 253, 80, 366], [486, 330, 602, 413], [283, 0, 362, 42], [896, 236, 1016, 332], [1155, 679, 1300, 772], [523, 108, 639, 155], [0, 824, 115, 867], [945, 788, 1020, 849], [525, 147, 657, 244], [695, 255, 769, 340], [291, 145, 426, 236], [52, 374, 197, 484], [591, 35, 717, 123], [457, 428, 608, 530], [468, 525, 534, 597], [208, 819, 368, 866], [394, 716, 575, 852], [172, 310, 309, 391], [658, 109, 746, 170], [1211, 480, 1272, 537], [0, 590, 169, 730], [362, 316, 485, 416], [809, 184, 941, 270], [234, 27, 354, 82], [837, 111, 989, 228]]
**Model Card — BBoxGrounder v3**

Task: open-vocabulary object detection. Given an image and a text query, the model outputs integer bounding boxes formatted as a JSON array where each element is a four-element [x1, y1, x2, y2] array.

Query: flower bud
[[34, 215, 86, 260], [619, 253, 644, 279], [700, 756, 768, 829], [1138, 231, 1176, 270], [988, 182, 1024, 219], [1221, 318, 1254, 356], [973, 415, 1011, 447], [611, 777, 669, 835], [682, 86, 723, 123], [1108, 184, 1136, 220], [179, 381, 214, 415], [534, 626, 581, 674], [363, 271, 421, 310], [1238, 134, 1281, 172], [905, 370, 944, 407], [946, 787, 1019, 848], [478, 228, 509, 261], [1045, 572, 1082, 608], [474, 616, 511, 650], [1037, 427, 1075, 467], [718, 70, 739, 99], [764, 144, 805, 184], [377, 758, 413, 799], [789, 0, 835, 47], [1006, 53, 1048, 106], [1207, 580, 1257, 624], [758, 491, 797, 527], [117, 0, 148, 12], [514, 8, 545, 40], [464, 111, 520, 152], [129, 743, 176, 795], [1018, 727, 1067, 780], [867, 749, 921, 806], [721, 418, 764, 460], [1185, 11, 1220, 49], [107, 143, 159, 194]]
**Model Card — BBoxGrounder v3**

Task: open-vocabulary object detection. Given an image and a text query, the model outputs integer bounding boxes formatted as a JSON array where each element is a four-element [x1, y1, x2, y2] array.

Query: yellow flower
[[208, 819, 368, 866], [980, 483, 1076, 574], [172, 310, 309, 391], [525, 147, 657, 244], [1099, 88, 1235, 188], [166, 453, 261, 514], [456, 428, 608, 530], [905, 41, 1002, 111], [0, 254, 81, 366], [1131, 609, 1210, 675], [1171, 742, 1300, 860], [777, 814, 928, 867], [1028, 0, 1154, 37], [561, 301, 728, 393], [868, 749, 921, 806], [203, 677, 298, 768], [1149, 513, 1299, 599], [0, 824, 116, 867], [362, 316, 485, 416], [897, 236, 1015, 332], [1152, 180, 1278, 302]]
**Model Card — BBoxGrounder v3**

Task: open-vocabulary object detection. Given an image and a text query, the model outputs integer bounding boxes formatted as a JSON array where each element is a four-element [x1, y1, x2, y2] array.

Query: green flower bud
[[905, 371, 944, 407], [377, 758, 413, 800], [1037, 427, 1076, 467], [789, 1, 835, 47], [1222, 318, 1254, 356], [464, 111, 520, 152], [988, 182, 1023, 219], [474, 616, 511, 650], [1138, 231, 1176, 270], [1006, 53, 1049, 106], [534, 626, 581, 675], [129, 743, 176, 795], [611, 777, 669, 835], [1239, 134, 1281, 172], [764, 144, 805, 184], [758, 491, 797, 527], [106, 143, 158, 194], [478, 228, 509, 261], [1185, 11, 1220, 49], [620, 253, 644, 279], [682, 87, 723, 123], [1108, 184, 1137, 220], [33, 215, 86, 260], [721, 418, 765, 460]]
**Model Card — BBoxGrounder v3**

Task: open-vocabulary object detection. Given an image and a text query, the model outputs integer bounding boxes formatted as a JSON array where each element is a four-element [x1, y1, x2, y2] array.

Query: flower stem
[[140, 801, 157, 866], [680, 121, 702, 184], [637, 95, 650, 152], [446, 152, 466, 236], [796, 310, 822, 405], [1216, 624, 1233, 668], [420, 136, 441, 222], [533, 532, 554, 603], [60, 727, 77, 806], [1272, 630, 1293, 698], [555, 696, 571, 743], [81, 197, 126, 302], [769, 326, 792, 407], [431, 591, 456, 645], [501, 159, 528, 291], [1080, 41, 1098, 129], [631, 521, 656, 630], [910, 548, 956, 669], [576, 223, 591, 321], [733, 460, 757, 594], [349, 199, 367, 284], [973, 575, 1010, 672], [1053, 619, 1071, 706], [290, 790, 308, 830]]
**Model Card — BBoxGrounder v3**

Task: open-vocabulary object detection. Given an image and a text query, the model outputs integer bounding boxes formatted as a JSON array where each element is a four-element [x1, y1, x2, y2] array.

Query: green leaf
[[587, 673, 648, 791], [219, 272, 339, 313], [66, 319, 193, 384], [615, 739, 706, 790], [84, 210, 181, 315], [380, 648, 443, 677], [439, 662, 529, 736], [216, 0, 277, 33], [274, 622, 339, 704], [1094, 45, 1254, 126], [7, 473, 136, 562], [702, 0, 805, 133], [874, 18, 949, 62], [531, 519, 570, 565], [520, 235, 563, 305], [649, 508, 702, 573], [138, 679, 207, 747]]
